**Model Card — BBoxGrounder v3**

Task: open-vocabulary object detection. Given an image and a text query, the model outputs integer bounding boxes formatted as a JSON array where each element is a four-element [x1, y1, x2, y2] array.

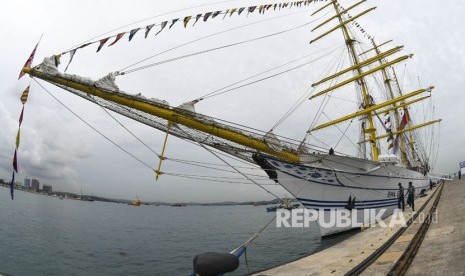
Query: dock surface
[[254, 180, 465, 276], [406, 179, 465, 275]]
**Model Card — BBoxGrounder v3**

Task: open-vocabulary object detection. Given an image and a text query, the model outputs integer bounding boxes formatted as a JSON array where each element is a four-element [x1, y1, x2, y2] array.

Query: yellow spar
[[311, 87, 435, 131], [22, 67, 301, 163]]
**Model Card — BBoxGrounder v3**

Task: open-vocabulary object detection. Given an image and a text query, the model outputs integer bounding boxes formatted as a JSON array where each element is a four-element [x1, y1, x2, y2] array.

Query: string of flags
[[60, 0, 330, 71], [13, 38, 39, 200], [335, 2, 374, 41], [10, 86, 31, 200]]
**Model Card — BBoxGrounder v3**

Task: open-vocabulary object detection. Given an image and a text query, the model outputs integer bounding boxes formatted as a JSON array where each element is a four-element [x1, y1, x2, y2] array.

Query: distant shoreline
[[0, 182, 276, 206]]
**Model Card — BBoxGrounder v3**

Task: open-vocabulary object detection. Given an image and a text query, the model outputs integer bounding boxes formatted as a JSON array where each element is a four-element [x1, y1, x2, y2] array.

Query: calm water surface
[[0, 187, 349, 275]]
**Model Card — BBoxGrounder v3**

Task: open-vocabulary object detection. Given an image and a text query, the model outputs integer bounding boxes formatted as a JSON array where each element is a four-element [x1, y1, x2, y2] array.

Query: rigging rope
[[119, 19, 317, 75], [65, 0, 240, 52], [34, 79, 282, 186], [178, 127, 282, 199], [33, 79, 155, 171], [194, 42, 343, 102], [118, 9, 315, 72]]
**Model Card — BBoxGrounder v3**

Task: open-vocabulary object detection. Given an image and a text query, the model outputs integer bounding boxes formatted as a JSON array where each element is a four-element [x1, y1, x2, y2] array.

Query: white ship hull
[[257, 154, 430, 237]]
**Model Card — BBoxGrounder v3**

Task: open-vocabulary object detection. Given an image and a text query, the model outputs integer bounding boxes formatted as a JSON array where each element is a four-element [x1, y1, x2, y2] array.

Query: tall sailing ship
[[21, 0, 441, 236]]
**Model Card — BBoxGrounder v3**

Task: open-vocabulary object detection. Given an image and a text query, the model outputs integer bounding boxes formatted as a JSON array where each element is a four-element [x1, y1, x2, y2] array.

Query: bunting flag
[[383, 112, 394, 152], [212, 11, 221, 19], [16, 129, 20, 149], [203, 12, 212, 22], [129, 28, 140, 41], [13, 149, 18, 173], [20, 86, 29, 105], [18, 40, 40, 79], [399, 109, 409, 128], [10, 172, 15, 200], [19, 106, 24, 125], [156, 21, 168, 35], [109, 32, 125, 46], [57, 0, 318, 58], [248, 6, 257, 14], [65, 49, 76, 72], [169, 18, 179, 29], [183, 16, 192, 28], [96, 37, 110, 52], [193, 14, 202, 26], [145, 24, 155, 38]]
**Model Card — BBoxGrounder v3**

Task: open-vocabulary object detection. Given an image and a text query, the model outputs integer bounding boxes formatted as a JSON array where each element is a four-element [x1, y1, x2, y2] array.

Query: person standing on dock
[[398, 183, 405, 211], [407, 182, 415, 211]]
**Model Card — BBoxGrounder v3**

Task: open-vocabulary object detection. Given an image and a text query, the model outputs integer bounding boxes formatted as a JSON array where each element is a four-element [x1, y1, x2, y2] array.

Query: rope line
[[120, 19, 316, 75], [118, 9, 314, 72], [64, 0, 240, 52]]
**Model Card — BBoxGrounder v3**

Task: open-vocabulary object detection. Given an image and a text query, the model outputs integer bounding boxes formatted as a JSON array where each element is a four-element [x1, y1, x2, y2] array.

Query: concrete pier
[[406, 179, 465, 275], [254, 181, 450, 276]]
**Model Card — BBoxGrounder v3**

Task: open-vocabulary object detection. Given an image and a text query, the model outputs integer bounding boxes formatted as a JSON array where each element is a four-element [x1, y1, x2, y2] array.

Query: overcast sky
[[1, 0, 463, 202]]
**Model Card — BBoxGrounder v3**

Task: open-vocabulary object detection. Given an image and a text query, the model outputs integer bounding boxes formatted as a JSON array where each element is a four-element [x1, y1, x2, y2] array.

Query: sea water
[[0, 187, 348, 275]]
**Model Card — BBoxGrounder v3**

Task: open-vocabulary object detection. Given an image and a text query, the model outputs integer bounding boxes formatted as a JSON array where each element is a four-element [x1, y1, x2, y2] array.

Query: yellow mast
[[370, 39, 408, 166], [392, 68, 417, 162], [330, 0, 379, 161]]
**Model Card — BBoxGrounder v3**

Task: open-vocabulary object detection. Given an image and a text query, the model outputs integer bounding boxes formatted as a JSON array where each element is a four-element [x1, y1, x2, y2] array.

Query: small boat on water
[[128, 196, 141, 206]]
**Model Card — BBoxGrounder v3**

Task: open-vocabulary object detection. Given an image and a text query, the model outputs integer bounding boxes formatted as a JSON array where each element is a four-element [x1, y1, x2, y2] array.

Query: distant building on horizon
[[24, 178, 31, 188], [43, 185, 52, 194], [31, 179, 40, 192]]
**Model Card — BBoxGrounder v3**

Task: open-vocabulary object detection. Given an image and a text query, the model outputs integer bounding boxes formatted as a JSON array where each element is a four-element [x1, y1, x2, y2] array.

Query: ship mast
[[308, 0, 439, 165], [330, 0, 379, 161], [391, 67, 419, 167], [369, 39, 408, 165], [21, 0, 441, 169]]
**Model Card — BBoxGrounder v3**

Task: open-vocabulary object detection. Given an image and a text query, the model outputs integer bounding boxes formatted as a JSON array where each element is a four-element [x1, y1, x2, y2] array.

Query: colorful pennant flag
[[129, 28, 140, 41], [183, 16, 192, 28], [204, 12, 212, 22], [145, 24, 155, 38], [10, 172, 15, 200], [20, 86, 29, 105], [18, 40, 40, 79], [156, 21, 168, 35], [65, 49, 76, 72], [193, 14, 202, 26], [97, 37, 110, 52], [13, 149, 18, 173], [212, 11, 221, 18], [109, 32, 125, 46], [169, 18, 179, 29], [16, 129, 20, 149], [230, 8, 237, 16], [248, 6, 257, 14], [19, 108, 24, 127], [238, 7, 245, 15]]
